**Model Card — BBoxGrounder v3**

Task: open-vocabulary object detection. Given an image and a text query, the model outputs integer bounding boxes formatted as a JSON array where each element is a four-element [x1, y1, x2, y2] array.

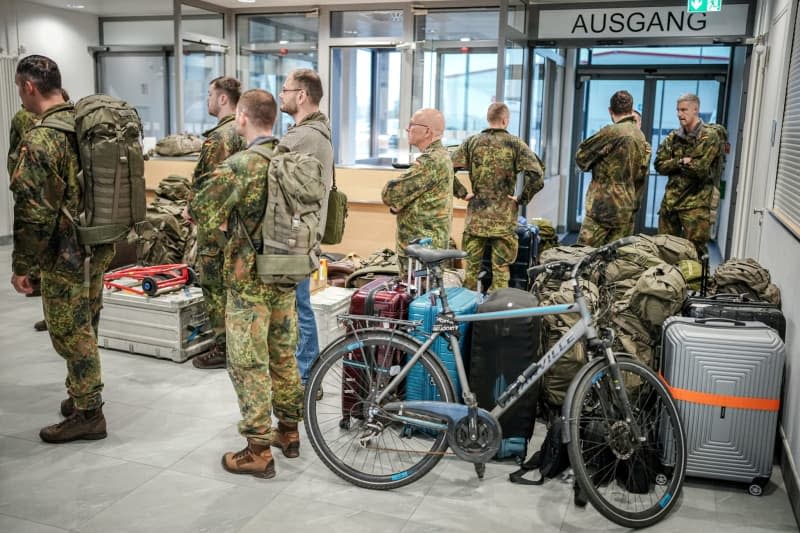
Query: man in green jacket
[[11, 55, 114, 443], [576, 90, 649, 246], [382, 108, 453, 279], [452, 102, 544, 290], [195, 89, 303, 479], [187, 76, 246, 369], [655, 93, 723, 257]]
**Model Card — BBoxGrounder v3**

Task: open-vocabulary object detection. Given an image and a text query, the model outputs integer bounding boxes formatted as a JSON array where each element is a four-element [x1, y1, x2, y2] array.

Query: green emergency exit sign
[[688, 0, 723, 12]]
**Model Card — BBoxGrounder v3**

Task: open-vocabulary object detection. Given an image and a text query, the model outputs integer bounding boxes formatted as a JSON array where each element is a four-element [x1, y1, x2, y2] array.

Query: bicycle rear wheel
[[566, 357, 686, 528], [304, 329, 456, 490]]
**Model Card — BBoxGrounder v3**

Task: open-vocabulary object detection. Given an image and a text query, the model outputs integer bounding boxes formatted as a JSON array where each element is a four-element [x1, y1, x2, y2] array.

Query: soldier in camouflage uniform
[[452, 103, 544, 290], [382, 108, 453, 278], [655, 93, 722, 258], [576, 90, 649, 246], [631, 109, 653, 216], [195, 89, 303, 479], [10, 55, 114, 443], [186, 76, 246, 369], [7, 106, 49, 331]]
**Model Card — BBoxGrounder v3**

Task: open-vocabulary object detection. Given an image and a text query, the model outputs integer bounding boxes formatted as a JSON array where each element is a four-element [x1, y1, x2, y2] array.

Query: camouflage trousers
[[658, 206, 710, 258], [577, 214, 633, 247], [226, 287, 303, 446], [462, 232, 517, 291], [197, 251, 226, 350], [41, 256, 111, 410]]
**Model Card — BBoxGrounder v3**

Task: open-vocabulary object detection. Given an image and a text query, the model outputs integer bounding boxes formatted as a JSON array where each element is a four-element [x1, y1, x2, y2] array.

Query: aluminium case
[[98, 285, 214, 362], [660, 316, 785, 485]]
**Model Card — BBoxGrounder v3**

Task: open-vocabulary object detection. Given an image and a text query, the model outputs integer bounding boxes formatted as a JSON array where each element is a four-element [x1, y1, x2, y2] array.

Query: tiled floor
[[0, 244, 796, 532]]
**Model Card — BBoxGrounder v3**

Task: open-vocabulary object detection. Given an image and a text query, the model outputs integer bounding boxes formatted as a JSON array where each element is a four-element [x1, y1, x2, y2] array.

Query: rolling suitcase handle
[[407, 237, 432, 295], [693, 317, 747, 327], [700, 254, 709, 297]]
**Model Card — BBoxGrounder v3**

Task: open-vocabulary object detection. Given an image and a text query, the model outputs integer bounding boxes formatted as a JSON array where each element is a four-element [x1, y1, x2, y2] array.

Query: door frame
[[568, 64, 728, 234]]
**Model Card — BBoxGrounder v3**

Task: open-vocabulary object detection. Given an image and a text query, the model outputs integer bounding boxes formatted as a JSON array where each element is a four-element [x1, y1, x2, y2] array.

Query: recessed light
[[459, 37, 471, 42], [66, 3, 85, 8], [279, 40, 289, 44], [237, 0, 256, 3]]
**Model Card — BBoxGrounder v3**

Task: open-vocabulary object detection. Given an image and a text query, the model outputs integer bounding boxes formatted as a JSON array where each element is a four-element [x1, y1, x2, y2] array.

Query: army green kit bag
[[154, 133, 204, 157], [40, 94, 147, 246], [248, 144, 325, 284], [322, 169, 348, 245]]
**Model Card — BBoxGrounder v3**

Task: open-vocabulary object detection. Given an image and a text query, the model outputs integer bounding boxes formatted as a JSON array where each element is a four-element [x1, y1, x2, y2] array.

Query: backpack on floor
[[247, 144, 325, 285], [509, 417, 570, 485], [38, 95, 147, 247]]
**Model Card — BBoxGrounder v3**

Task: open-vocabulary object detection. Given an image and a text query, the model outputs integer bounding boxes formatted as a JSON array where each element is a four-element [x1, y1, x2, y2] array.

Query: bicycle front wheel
[[304, 329, 456, 490], [566, 358, 687, 529]]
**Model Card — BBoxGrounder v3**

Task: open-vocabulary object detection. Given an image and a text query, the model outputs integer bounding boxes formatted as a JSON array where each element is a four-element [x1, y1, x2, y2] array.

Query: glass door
[[569, 73, 725, 234]]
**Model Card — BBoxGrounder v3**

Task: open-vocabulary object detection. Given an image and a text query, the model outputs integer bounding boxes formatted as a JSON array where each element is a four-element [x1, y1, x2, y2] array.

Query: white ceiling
[[25, 0, 623, 18]]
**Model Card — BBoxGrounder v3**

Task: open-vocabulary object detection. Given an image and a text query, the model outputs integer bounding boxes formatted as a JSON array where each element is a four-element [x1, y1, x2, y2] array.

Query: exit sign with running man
[[688, 0, 722, 12]]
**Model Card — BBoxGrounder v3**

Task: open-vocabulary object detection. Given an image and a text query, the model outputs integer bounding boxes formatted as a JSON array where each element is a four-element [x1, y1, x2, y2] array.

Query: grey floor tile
[[78, 470, 273, 533], [0, 513, 70, 533], [0, 439, 160, 530], [238, 492, 408, 533]]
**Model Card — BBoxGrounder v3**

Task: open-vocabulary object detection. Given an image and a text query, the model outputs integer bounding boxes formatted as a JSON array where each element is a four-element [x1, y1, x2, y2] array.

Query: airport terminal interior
[[2, 0, 800, 531]]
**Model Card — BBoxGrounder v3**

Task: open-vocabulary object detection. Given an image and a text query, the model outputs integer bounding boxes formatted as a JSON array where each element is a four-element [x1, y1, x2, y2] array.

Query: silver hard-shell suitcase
[[660, 316, 785, 495]]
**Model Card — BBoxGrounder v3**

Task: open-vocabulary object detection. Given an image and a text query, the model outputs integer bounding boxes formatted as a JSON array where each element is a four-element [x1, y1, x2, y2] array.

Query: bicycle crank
[[383, 400, 502, 463]]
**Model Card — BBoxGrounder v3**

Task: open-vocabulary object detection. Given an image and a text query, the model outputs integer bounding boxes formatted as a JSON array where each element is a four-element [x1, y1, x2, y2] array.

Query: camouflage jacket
[[10, 103, 113, 277], [654, 120, 722, 211], [636, 141, 653, 211], [191, 114, 246, 195], [195, 137, 282, 297], [452, 128, 544, 236], [7, 107, 37, 175], [576, 116, 649, 224], [382, 140, 454, 253]]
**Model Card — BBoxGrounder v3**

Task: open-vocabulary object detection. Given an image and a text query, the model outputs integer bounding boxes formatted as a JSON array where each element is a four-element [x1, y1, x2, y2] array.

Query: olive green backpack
[[38, 95, 147, 248]]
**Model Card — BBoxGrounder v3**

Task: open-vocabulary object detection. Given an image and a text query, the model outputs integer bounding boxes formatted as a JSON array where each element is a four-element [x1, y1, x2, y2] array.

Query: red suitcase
[[341, 276, 411, 428]]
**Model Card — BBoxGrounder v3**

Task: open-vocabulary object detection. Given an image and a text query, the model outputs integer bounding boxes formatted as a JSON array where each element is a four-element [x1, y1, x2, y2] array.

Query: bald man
[[382, 108, 454, 277]]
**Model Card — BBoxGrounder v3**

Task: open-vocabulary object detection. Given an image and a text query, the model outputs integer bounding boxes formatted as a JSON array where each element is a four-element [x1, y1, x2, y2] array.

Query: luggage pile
[[138, 175, 197, 267]]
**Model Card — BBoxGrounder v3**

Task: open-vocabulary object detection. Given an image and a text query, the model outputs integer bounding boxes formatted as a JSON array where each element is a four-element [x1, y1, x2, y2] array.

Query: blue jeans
[[294, 278, 319, 384]]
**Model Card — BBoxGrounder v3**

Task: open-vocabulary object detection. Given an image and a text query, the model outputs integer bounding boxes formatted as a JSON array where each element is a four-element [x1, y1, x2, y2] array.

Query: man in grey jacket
[[278, 69, 334, 393]]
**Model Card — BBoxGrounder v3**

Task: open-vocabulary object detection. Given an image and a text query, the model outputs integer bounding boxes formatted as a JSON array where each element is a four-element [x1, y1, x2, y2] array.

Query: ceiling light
[[238, 0, 256, 3], [66, 3, 85, 7], [279, 40, 289, 44], [459, 37, 471, 42]]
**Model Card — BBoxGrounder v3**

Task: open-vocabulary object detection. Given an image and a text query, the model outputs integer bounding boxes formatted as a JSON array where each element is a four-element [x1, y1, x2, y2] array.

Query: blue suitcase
[[407, 287, 478, 402]]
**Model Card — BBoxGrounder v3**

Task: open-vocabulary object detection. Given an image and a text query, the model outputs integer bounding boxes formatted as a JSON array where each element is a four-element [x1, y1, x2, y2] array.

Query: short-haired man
[[655, 93, 722, 257], [452, 102, 544, 290], [576, 90, 650, 246], [187, 76, 246, 369], [382, 108, 454, 278], [195, 89, 303, 479], [278, 69, 333, 389], [10, 55, 115, 443]]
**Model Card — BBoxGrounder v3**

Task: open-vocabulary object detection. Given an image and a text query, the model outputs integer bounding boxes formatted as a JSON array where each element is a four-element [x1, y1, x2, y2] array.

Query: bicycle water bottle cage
[[383, 401, 501, 463]]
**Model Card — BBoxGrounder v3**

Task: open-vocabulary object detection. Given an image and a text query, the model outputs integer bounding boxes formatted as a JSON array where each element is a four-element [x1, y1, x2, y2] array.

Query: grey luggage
[[99, 285, 214, 362], [660, 316, 785, 495]]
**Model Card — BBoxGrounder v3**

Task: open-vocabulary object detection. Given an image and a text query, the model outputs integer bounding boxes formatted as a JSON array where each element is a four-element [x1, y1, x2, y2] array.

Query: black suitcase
[[469, 288, 542, 459], [480, 224, 540, 292], [682, 293, 786, 340]]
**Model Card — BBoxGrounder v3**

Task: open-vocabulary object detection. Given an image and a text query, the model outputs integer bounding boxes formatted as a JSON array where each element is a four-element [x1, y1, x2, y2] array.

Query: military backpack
[[247, 144, 325, 285], [153, 133, 204, 157], [38, 95, 147, 247]]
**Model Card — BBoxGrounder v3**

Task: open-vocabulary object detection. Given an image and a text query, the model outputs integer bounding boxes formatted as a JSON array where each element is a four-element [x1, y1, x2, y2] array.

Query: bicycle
[[303, 236, 687, 529]]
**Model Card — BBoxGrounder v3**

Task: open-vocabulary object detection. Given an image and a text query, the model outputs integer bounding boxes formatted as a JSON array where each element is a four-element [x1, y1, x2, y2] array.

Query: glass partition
[[238, 13, 319, 136], [330, 47, 401, 165], [169, 46, 225, 135], [330, 10, 404, 38], [181, 3, 224, 39]]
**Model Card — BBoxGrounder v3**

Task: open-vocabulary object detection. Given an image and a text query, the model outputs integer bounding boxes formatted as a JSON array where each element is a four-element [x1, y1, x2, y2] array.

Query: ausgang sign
[[535, 2, 750, 41]]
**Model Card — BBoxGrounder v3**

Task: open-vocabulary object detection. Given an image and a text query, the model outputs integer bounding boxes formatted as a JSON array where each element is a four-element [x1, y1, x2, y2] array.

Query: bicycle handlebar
[[527, 235, 638, 282]]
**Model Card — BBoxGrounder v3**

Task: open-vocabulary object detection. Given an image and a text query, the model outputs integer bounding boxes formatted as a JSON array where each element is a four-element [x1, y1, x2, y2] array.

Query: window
[[529, 49, 565, 174], [238, 13, 319, 136], [171, 46, 225, 135], [774, 12, 800, 233], [330, 47, 401, 165], [330, 10, 404, 39], [413, 9, 500, 148], [579, 46, 731, 66]]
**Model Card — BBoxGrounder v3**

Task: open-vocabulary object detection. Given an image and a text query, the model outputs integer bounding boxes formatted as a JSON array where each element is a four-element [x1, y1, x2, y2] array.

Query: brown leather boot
[[39, 406, 107, 443], [192, 345, 226, 369], [33, 319, 47, 331], [221, 440, 276, 478], [60, 397, 75, 417], [272, 421, 300, 458]]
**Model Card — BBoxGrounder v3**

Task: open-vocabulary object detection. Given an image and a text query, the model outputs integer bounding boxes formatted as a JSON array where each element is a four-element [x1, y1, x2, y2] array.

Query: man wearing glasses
[[278, 69, 334, 403], [382, 108, 454, 278]]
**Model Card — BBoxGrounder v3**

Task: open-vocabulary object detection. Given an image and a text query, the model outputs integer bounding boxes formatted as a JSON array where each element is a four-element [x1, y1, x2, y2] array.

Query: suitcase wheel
[[749, 476, 769, 496]]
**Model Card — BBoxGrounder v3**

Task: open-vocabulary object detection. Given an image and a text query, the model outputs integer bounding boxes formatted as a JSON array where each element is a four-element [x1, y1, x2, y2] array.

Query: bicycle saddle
[[404, 245, 467, 265]]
